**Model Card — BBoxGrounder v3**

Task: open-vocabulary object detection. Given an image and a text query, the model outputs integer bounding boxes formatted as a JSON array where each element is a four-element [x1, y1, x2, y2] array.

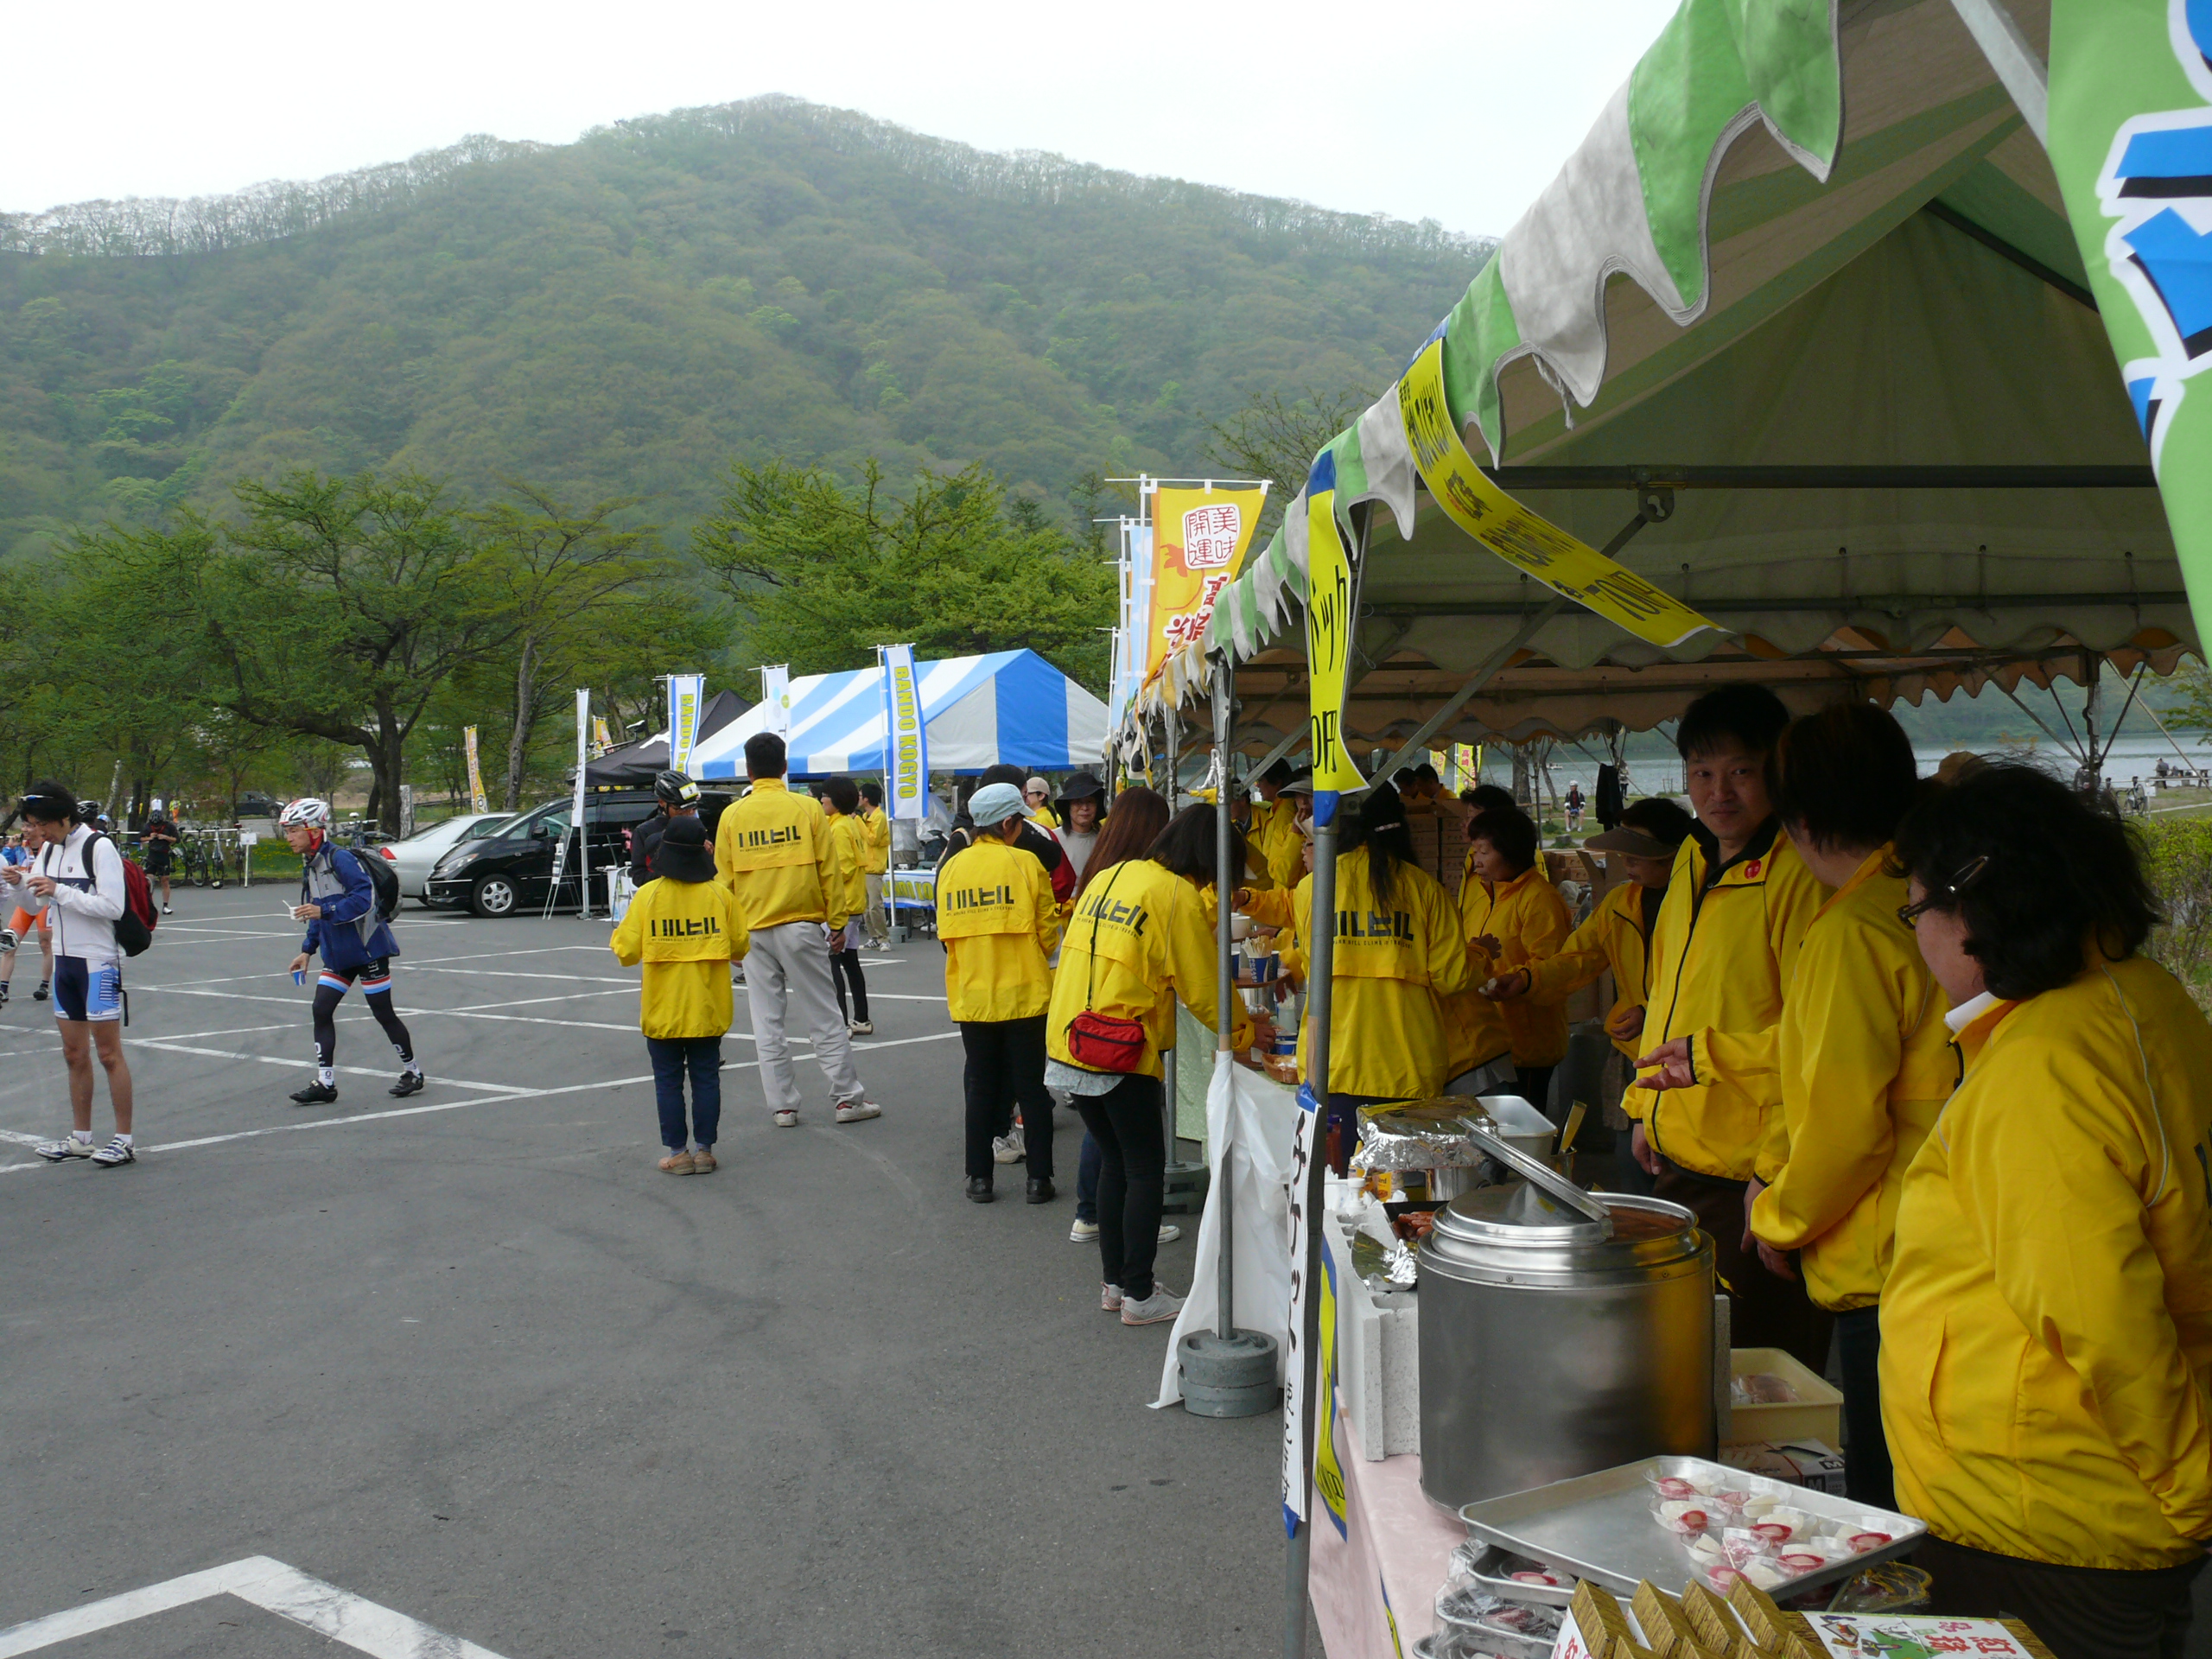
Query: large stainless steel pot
[[1415, 1159, 1713, 1510]]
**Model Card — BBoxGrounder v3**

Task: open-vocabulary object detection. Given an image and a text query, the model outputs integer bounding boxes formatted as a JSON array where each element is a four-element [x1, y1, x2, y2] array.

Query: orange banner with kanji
[[1142, 483, 1265, 690]]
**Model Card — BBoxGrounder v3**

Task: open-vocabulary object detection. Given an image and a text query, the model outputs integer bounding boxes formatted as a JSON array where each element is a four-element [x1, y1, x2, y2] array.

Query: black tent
[[585, 690, 751, 788]]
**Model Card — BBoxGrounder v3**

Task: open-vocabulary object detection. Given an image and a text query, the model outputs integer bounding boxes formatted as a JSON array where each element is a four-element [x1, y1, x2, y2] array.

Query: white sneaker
[[34, 1132, 94, 1161], [1158, 1223, 1183, 1245], [992, 1127, 1025, 1164], [1120, 1286, 1184, 1326], [847, 1019, 874, 1036], [834, 1098, 880, 1124], [772, 1109, 800, 1128], [89, 1135, 136, 1167], [1070, 1217, 1100, 1243], [1100, 1283, 1123, 1312]]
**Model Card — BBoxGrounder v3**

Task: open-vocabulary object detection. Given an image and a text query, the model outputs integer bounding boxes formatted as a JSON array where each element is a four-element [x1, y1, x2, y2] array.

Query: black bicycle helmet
[[654, 770, 700, 808]]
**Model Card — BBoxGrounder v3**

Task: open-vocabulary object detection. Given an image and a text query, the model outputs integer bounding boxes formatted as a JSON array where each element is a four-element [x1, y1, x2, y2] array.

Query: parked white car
[[376, 811, 514, 902]]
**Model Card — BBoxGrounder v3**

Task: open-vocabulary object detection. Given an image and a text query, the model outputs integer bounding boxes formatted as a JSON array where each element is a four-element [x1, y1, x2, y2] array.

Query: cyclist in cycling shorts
[[281, 798, 424, 1106], [0, 817, 54, 1007]]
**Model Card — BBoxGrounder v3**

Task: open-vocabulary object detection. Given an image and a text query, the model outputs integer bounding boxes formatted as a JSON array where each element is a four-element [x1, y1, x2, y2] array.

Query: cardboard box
[[1718, 1438, 1848, 1496]]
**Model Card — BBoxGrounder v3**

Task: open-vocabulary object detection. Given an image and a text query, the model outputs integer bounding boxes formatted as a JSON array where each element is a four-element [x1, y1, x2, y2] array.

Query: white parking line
[[123, 1039, 533, 1095]]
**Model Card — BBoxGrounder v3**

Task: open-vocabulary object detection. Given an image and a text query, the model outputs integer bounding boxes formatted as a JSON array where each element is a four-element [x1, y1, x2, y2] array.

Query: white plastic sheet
[[1152, 1052, 1302, 1408]]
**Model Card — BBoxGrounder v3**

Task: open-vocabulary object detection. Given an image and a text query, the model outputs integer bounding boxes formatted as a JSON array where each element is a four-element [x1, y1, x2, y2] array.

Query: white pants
[[863, 874, 887, 942], [1442, 1056, 1518, 1098], [747, 920, 866, 1114]]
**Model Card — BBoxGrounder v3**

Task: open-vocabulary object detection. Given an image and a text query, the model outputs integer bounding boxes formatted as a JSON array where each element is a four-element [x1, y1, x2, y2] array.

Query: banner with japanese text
[[1143, 483, 1265, 692], [1303, 457, 1365, 803], [666, 673, 707, 777], [760, 664, 791, 738], [879, 645, 928, 820], [463, 726, 488, 813]]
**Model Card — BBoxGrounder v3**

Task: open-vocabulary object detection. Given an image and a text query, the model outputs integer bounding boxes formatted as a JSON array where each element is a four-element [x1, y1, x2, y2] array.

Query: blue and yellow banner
[[879, 645, 928, 822]]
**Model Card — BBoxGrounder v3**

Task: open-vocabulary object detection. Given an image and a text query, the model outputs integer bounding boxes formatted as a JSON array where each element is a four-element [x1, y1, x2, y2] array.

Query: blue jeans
[[647, 1035, 721, 1150]]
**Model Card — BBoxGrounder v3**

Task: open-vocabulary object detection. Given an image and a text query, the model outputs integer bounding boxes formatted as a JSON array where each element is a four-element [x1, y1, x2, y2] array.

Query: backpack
[[308, 845, 401, 931], [84, 832, 157, 957]]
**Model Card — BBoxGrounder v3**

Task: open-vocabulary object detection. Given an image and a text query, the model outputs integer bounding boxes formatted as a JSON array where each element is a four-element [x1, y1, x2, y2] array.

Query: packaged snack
[[1679, 1581, 1739, 1653], [1632, 1580, 1703, 1656], [1725, 1575, 1786, 1648]]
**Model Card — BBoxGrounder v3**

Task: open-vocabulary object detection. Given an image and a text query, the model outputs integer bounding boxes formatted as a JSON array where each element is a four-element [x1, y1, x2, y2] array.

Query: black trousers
[[830, 949, 868, 1024], [1833, 1304, 1893, 1510], [1653, 1155, 1833, 1375], [959, 1015, 1052, 1181], [1916, 1535, 2204, 1659], [1075, 1074, 1166, 1301]]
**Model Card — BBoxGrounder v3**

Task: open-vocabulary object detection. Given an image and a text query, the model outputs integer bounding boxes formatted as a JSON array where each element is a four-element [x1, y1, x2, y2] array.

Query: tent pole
[[1213, 658, 1238, 1341]]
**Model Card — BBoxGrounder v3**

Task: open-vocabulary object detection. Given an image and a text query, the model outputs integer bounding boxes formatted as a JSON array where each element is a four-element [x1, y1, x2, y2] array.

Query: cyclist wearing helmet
[[281, 798, 424, 1105], [631, 770, 701, 886]]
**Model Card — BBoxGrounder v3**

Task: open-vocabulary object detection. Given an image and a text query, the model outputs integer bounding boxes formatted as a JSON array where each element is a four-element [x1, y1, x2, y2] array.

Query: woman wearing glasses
[[1637, 703, 1952, 1510], [1880, 763, 2212, 1659]]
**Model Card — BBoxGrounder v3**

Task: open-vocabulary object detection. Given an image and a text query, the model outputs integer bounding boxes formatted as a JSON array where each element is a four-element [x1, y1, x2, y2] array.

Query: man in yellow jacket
[[1624, 685, 1828, 1370], [715, 732, 880, 1129], [856, 780, 892, 946], [1461, 805, 1573, 1111], [611, 816, 749, 1175], [1883, 762, 2212, 1659], [942, 782, 1061, 1205], [1251, 762, 1305, 891]]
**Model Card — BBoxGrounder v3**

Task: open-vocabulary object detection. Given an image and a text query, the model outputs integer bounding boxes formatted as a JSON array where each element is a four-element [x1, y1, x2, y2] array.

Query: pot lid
[[1429, 1185, 1700, 1253]]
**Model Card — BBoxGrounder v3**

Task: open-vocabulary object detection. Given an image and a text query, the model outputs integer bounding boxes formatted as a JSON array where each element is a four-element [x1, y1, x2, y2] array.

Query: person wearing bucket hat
[[1485, 798, 1696, 1060], [1054, 771, 1108, 884], [612, 815, 749, 1174], [939, 782, 1061, 1204]]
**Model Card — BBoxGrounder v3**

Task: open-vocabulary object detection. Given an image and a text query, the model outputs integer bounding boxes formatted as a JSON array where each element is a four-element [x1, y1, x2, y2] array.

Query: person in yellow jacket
[[714, 732, 880, 1129], [941, 783, 1062, 1205], [1258, 767, 1312, 891], [1048, 804, 1260, 1327], [610, 816, 749, 1175], [1637, 705, 1945, 1510], [1880, 762, 2212, 1659], [1238, 783, 1475, 1171], [1624, 685, 1829, 1370], [818, 778, 875, 1036], [1023, 776, 1059, 830], [855, 780, 892, 946], [1461, 804, 1573, 1112], [1486, 797, 1697, 1059]]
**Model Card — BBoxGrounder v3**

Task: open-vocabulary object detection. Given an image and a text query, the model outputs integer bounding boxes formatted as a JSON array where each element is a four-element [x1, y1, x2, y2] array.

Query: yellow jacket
[[857, 806, 891, 874], [610, 875, 750, 1040], [1880, 956, 2212, 1569], [938, 836, 1059, 1021], [1046, 859, 1252, 1079], [1269, 848, 1475, 1100], [1255, 798, 1305, 891], [1522, 879, 1657, 1058], [715, 779, 850, 931], [1694, 850, 1951, 1312], [1460, 863, 1573, 1068], [825, 814, 869, 921], [1622, 824, 1826, 1180]]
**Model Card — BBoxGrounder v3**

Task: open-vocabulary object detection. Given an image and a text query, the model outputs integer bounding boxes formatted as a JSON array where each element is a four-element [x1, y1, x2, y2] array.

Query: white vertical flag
[[549, 688, 591, 916], [665, 672, 707, 776], [880, 645, 928, 821], [760, 664, 791, 737]]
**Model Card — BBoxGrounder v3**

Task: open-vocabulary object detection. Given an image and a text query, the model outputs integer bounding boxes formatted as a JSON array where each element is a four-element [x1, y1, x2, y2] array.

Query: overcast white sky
[[3, 0, 1679, 238]]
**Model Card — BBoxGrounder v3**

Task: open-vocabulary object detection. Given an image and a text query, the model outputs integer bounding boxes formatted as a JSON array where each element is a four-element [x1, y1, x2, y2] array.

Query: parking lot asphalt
[[1, 887, 1292, 1658]]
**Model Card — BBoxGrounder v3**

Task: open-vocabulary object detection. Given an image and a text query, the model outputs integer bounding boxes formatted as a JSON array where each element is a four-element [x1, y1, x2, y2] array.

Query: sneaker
[[1120, 1286, 1185, 1326], [772, 1109, 800, 1128], [34, 1133, 94, 1161], [733, 964, 747, 986], [834, 1098, 880, 1124], [31, 979, 48, 1002], [1100, 1283, 1123, 1312], [388, 1070, 425, 1098], [90, 1136, 136, 1167], [1158, 1223, 1183, 1245], [991, 1128, 1025, 1165], [691, 1147, 716, 1173], [848, 1019, 874, 1036], [0, 982, 10, 1007], [1070, 1217, 1100, 1243], [658, 1149, 696, 1175], [289, 1080, 339, 1106], [162, 904, 173, 915]]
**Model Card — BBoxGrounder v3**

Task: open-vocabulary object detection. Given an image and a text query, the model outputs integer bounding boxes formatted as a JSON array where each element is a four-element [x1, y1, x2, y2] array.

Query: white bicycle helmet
[[278, 798, 332, 830]]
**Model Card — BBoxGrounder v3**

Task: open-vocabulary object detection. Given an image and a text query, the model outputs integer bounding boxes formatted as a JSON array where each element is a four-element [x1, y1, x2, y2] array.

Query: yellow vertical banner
[[1313, 1230, 1349, 1538], [463, 726, 488, 814], [1303, 463, 1366, 798], [1452, 742, 1477, 788], [1143, 482, 1266, 692]]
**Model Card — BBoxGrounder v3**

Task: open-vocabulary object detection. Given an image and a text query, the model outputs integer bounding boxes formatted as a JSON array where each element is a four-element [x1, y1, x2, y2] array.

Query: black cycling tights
[[313, 978, 415, 1070], [830, 949, 869, 1025]]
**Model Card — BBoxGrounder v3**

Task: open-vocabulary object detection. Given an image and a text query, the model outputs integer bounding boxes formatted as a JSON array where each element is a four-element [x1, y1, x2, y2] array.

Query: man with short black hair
[[24, 783, 137, 1166], [715, 733, 881, 1128]]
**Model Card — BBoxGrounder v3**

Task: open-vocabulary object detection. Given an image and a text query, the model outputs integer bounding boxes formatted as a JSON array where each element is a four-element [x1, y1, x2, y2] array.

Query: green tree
[[693, 460, 1114, 687]]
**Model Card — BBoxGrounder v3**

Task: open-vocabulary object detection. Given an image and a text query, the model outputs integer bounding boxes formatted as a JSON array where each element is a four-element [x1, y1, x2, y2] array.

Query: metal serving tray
[[1457, 1455, 1926, 1599], [1461, 1543, 1578, 1608]]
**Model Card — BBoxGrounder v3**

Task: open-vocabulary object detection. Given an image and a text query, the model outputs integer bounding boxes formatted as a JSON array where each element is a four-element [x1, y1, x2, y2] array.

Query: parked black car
[[423, 790, 732, 918]]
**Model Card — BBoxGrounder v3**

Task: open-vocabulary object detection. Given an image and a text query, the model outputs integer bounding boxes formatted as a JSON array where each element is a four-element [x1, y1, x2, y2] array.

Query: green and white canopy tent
[[1135, 0, 2199, 768]]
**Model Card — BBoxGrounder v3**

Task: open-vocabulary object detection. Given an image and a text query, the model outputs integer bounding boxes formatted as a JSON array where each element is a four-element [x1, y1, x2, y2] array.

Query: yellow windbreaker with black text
[[1880, 956, 2212, 1569], [714, 779, 849, 931], [610, 875, 750, 1040], [1621, 826, 1825, 1180], [1460, 862, 1573, 1067], [938, 837, 1059, 1021], [1047, 858, 1252, 1079], [826, 814, 870, 924], [1521, 878, 1656, 1058], [857, 805, 891, 874], [1694, 849, 1951, 1312]]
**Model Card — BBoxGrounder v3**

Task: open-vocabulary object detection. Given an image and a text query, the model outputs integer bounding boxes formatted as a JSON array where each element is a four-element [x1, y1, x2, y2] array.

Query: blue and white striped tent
[[687, 650, 1107, 779]]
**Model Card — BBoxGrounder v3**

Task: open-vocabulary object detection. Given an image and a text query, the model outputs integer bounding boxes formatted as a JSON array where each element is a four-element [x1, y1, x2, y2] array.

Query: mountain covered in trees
[[0, 96, 1494, 559]]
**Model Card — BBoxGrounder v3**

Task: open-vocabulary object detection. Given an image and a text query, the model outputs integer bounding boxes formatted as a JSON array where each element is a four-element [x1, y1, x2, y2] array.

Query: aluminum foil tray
[[1457, 1455, 1925, 1599]]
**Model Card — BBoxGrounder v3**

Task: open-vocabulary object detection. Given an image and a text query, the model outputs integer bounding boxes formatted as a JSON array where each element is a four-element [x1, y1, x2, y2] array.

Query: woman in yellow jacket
[[1638, 705, 1948, 1510], [610, 816, 749, 1175], [1049, 802, 1258, 1326], [1873, 761, 2212, 1659], [939, 783, 1061, 1206], [1460, 805, 1573, 1111], [856, 779, 892, 946], [819, 779, 874, 1035], [1238, 783, 1475, 1170]]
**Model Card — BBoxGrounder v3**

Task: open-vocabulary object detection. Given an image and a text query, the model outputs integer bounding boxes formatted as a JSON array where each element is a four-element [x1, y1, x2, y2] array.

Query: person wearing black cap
[[631, 770, 701, 886], [612, 814, 749, 1174], [1054, 771, 1108, 884]]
